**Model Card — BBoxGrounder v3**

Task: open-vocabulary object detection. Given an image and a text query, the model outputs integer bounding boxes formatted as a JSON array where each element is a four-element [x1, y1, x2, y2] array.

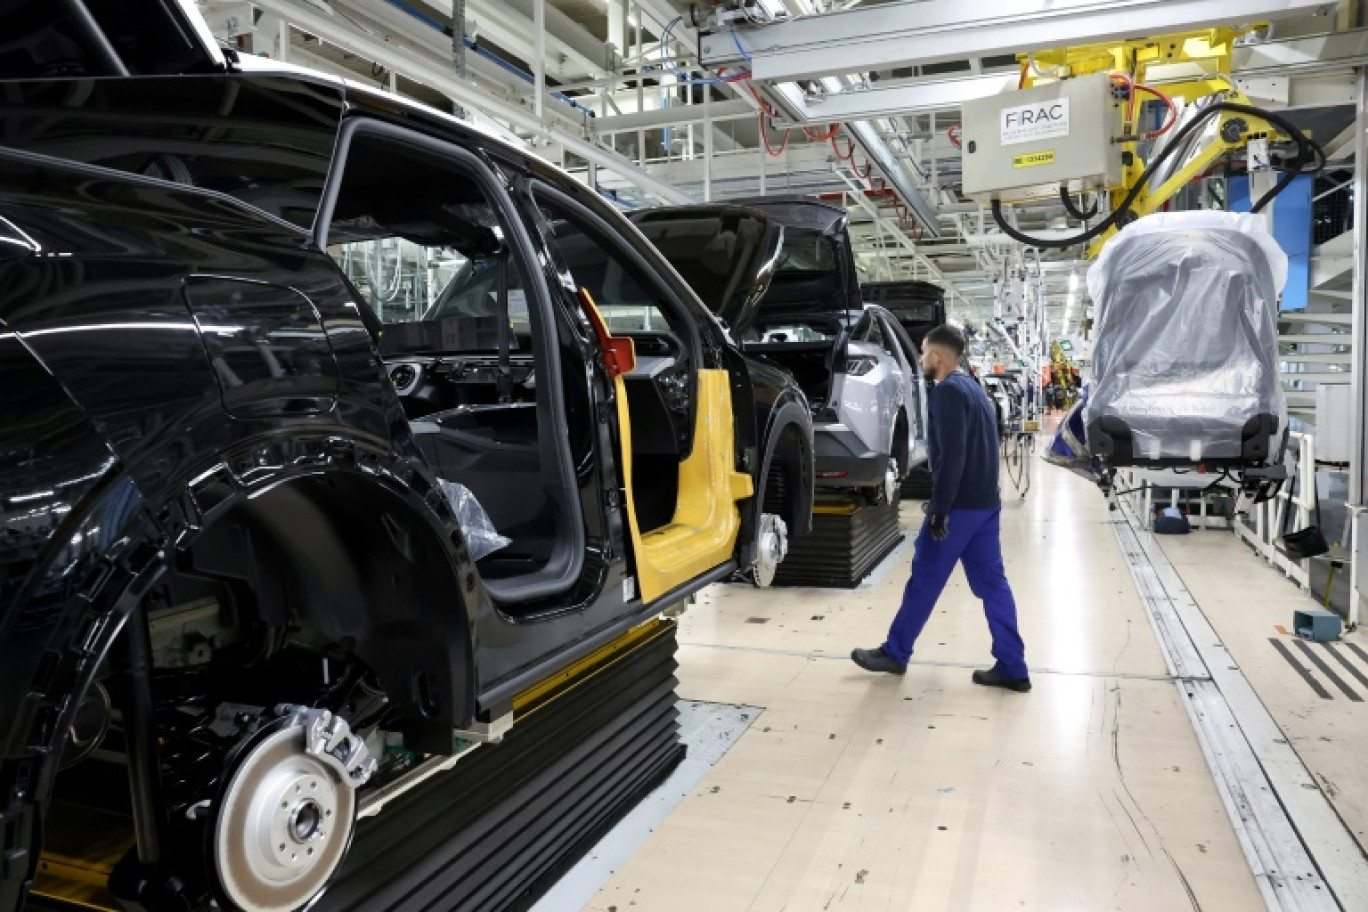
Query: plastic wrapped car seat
[[1085, 211, 1288, 468]]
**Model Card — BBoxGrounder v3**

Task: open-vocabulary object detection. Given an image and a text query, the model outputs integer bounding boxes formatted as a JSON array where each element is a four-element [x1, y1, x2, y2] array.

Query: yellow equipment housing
[[1013, 25, 1299, 258]]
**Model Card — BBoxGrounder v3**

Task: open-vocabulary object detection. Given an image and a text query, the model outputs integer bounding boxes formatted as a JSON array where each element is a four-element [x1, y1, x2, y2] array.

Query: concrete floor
[[585, 459, 1368, 912]]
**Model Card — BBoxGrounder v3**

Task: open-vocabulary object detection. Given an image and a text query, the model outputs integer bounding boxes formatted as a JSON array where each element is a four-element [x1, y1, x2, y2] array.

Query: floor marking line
[[679, 641, 1189, 682], [1294, 641, 1363, 702], [1318, 642, 1368, 691], [1269, 638, 1334, 700], [1321, 642, 1368, 692], [1343, 641, 1368, 666]]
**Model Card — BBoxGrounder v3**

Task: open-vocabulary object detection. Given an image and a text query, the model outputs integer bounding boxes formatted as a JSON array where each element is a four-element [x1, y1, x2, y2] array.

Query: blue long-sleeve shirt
[[928, 371, 1001, 516]]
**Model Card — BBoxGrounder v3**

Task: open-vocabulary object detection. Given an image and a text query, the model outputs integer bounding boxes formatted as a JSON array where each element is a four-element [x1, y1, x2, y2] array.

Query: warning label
[[1012, 151, 1056, 169], [1000, 97, 1070, 146]]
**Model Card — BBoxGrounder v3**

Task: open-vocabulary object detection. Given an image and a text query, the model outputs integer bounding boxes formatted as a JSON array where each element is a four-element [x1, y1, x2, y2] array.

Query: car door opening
[[323, 132, 583, 606]]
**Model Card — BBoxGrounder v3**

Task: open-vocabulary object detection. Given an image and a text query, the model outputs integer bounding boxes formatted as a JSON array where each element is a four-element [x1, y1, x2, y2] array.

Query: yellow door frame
[[578, 290, 754, 603]]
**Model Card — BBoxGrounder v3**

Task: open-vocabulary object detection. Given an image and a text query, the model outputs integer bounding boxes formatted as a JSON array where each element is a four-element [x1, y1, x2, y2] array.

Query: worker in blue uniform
[[851, 324, 1031, 691]]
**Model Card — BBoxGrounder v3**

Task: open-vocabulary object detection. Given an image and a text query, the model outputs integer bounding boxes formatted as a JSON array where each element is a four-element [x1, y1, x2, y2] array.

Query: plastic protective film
[[439, 479, 511, 561], [1085, 211, 1288, 464]]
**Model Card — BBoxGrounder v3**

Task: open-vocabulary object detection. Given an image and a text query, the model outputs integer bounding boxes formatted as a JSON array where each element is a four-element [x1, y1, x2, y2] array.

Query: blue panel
[[1229, 175, 1312, 311]]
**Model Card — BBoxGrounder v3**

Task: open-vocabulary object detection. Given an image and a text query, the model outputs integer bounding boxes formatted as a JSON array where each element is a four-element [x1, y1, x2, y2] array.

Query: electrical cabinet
[[960, 73, 1124, 204]]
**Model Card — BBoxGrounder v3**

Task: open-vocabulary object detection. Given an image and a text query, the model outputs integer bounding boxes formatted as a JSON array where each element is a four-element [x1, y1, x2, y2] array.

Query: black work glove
[[928, 514, 949, 541]]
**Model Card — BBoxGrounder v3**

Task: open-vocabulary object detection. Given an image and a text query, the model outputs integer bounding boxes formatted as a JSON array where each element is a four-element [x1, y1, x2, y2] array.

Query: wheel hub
[[214, 709, 375, 912], [752, 513, 789, 587], [883, 459, 900, 505]]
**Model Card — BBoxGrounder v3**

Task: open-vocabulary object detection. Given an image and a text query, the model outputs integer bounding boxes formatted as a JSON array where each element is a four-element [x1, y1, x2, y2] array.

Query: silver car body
[[817, 305, 930, 490]]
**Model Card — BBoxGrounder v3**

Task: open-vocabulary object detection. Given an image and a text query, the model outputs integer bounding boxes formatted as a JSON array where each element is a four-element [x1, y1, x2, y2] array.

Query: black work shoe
[[851, 647, 906, 676], [972, 668, 1032, 692]]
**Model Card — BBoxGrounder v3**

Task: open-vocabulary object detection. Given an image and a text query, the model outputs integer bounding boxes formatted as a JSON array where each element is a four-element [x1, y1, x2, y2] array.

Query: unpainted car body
[[0, 4, 815, 910]]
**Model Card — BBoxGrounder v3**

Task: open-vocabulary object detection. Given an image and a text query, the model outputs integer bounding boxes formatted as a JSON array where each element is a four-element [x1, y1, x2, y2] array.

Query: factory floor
[[584, 458, 1368, 912]]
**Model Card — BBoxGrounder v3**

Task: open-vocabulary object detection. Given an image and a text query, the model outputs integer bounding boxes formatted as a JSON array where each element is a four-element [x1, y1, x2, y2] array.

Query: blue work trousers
[[882, 506, 1028, 680]]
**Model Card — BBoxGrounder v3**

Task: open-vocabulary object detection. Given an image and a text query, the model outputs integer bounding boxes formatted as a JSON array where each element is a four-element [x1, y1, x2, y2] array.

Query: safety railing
[[1234, 431, 1315, 590]]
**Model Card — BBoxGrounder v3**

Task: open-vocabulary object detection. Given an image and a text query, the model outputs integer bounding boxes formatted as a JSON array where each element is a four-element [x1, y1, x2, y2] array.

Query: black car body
[[630, 199, 928, 501], [0, 4, 813, 909], [861, 280, 948, 349]]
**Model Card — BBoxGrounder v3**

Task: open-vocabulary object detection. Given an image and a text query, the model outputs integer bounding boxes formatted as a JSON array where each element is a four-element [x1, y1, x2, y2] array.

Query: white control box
[[960, 73, 1124, 204]]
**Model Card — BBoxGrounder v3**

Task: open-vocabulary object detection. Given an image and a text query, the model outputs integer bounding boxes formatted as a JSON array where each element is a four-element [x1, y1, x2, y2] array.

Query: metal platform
[[26, 620, 685, 912], [772, 500, 904, 588]]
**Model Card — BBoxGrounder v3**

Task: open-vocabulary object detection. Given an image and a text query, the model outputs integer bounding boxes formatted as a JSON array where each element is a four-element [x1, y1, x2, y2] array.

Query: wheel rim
[[214, 723, 356, 912], [883, 459, 900, 505], [752, 513, 789, 587]]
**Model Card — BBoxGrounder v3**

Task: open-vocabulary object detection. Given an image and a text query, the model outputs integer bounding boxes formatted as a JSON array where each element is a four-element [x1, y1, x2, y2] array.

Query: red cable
[[758, 111, 790, 156], [831, 132, 857, 161], [746, 80, 791, 157], [1135, 82, 1178, 139], [1108, 72, 1137, 121], [1109, 73, 1177, 139]]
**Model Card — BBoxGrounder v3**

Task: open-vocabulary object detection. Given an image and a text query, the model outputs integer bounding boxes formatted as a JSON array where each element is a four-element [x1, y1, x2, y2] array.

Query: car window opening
[[325, 134, 571, 595], [536, 196, 696, 537]]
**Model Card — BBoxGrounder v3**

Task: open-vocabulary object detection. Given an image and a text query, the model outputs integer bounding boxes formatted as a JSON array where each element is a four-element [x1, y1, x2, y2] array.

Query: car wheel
[[863, 458, 901, 507], [211, 707, 375, 912]]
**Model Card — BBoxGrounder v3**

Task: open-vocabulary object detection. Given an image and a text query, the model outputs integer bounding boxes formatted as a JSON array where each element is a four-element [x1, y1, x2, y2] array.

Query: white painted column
[[534, 0, 546, 121], [703, 86, 713, 201], [607, 0, 629, 65], [1349, 68, 1367, 628]]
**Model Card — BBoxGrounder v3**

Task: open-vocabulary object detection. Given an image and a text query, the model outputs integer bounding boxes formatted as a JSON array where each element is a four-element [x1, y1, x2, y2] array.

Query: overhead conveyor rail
[[700, 0, 1338, 84]]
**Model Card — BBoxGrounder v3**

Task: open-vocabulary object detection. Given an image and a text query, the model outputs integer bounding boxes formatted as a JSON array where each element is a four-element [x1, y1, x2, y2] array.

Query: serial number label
[[1012, 151, 1056, 168]]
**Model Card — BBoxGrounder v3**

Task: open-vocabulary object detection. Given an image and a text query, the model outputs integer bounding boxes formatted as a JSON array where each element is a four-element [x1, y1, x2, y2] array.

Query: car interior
[[324, 133, 583, 605], [532, 196, 697, 535]]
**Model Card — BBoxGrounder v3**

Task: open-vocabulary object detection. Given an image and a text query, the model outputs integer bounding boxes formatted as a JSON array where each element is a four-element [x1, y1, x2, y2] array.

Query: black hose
[[1058, 186, 1098, 220], [992, 101, 1326, 249]]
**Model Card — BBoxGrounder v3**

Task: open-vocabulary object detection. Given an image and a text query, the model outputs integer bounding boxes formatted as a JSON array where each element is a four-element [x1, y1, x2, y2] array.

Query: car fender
[[756, 394, 816, 538]]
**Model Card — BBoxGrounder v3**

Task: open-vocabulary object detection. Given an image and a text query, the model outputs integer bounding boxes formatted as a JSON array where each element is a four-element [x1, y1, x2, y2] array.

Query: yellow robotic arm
[[994, 28, 1318, 258]]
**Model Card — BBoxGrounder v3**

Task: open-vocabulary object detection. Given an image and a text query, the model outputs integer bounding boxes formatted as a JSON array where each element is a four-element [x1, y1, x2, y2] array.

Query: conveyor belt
[[773, 501, 903, 587], [26, 620, 684, 912], [901, 465, 932, 499], [319, 622, 683, 912]]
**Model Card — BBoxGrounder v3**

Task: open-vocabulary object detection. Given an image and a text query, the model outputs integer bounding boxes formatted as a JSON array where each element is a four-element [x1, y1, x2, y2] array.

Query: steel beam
[[843, 119, 941, 237], [1233, 27, 1368, 78], [835, 170, 968, 310], [700, 0, 1335, 84], [761, 28, 1368, 124], [760, 81, 940, 237], [250, 0, 691, 204], [594, 98, 754, 132], [768, 73, 1016, 125], [475, 0, 610, 78], [1351, 68, 1367, 509]]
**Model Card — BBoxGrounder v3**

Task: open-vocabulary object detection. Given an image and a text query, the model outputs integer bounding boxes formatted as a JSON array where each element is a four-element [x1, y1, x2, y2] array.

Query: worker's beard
[[923, 367, 938, 383]]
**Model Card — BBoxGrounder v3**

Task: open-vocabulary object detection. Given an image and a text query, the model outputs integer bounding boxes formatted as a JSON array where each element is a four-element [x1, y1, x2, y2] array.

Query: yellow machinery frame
[[1018, 26, 1294, 257]]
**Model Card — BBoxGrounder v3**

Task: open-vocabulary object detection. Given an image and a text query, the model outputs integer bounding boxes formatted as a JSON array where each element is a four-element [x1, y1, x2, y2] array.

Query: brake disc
[[212, 707, 376, 912], [752, 513, 789, 588]]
